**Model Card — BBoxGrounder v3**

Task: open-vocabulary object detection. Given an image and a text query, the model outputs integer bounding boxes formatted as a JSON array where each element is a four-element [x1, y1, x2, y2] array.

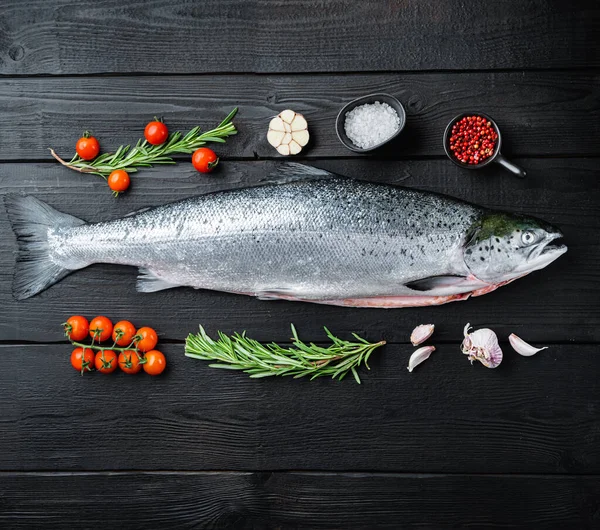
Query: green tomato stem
[[70, 340, 141, 354]]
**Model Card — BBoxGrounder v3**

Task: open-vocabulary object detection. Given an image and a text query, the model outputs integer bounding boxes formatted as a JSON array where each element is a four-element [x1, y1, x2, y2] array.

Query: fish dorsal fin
[[259, 163, 335, 185], [124, 206, 152, 218]]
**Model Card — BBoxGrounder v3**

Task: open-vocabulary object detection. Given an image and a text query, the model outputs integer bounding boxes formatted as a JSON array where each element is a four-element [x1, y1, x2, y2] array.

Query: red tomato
[[107, 170, 130, 195], [144, 120, 169, 145], [134, 327, 158, 353], [112, 320, 137, 347], [76, 134, 100, 161], [64, 315, 89, 341], [95, 350, 118, 374], [71, 347, 94, 374], [89, 316, 113, 342], [143, 350, 166, 376], [118, 350, 142, 374], [192, 147, 219, 173]]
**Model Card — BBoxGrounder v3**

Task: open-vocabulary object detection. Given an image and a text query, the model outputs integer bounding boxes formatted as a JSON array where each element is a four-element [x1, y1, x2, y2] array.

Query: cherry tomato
[[89, 316, 113, 342], [119, 350, 142, 374], [107, 170, 130, 195], [143, 350, 166, 376], [112, 320, 137, 347], [75, 133, 100, 161], [192, 147, 219, 173], [134, 327, 158, 352], [63, 315, 89, 341], [95, 350, 118, 374], [144, 119, 169, 145], [71, 347, 94, 374]]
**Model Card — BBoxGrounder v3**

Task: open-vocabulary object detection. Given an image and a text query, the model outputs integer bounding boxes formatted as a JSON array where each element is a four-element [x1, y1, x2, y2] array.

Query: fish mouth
[[540, 242, 567, 256], [524, 232, 567, 272]]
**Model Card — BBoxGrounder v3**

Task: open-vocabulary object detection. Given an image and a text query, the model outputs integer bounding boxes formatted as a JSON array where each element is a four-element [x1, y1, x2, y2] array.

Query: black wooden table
[[1, 2, 599, 528]]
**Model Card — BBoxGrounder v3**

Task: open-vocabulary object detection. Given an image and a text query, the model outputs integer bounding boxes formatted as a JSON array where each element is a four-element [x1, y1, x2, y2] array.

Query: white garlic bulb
[[267, 110, 310, 155]]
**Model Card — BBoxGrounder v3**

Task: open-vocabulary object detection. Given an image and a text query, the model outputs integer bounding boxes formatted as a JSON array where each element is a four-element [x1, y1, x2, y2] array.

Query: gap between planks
[[1, 66, 600, 80], [0, 470, 598, 478]]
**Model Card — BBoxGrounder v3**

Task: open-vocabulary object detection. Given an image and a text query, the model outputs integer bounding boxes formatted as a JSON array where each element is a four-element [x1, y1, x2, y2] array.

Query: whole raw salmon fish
[[5, 164, 566, 307]]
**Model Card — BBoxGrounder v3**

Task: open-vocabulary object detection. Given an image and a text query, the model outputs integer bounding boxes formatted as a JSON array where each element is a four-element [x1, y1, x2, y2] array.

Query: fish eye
[[521, 230, 536, 245]]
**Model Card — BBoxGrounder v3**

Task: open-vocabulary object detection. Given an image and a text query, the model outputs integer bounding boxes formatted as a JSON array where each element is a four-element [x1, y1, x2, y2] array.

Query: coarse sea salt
[[344, 101, 400, 149]]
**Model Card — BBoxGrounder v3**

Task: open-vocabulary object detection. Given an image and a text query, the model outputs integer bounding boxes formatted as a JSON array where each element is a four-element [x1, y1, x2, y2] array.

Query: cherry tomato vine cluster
[[63, 315, 166, 376], [75, 118, 219, 197]]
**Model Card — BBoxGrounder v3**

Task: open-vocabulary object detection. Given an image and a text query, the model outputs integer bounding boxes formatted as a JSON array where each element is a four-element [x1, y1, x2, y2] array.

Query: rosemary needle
[[184, 325, 386, 384]]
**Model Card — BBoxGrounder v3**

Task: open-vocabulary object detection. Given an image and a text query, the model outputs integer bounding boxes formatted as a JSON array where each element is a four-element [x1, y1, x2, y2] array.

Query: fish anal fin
[[136, 268, 179, 293]]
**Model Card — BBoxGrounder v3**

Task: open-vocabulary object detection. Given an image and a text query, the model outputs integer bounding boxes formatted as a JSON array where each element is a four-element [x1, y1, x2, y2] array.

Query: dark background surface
[[0, 1, 599, 528]]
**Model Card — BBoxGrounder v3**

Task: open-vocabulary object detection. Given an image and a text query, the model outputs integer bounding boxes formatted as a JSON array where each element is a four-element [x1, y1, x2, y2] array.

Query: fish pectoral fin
[[405, 275, 469, 292], [255, 292, 282, 301], [136, 268, 179, 293], [254, 288, 301, 301]]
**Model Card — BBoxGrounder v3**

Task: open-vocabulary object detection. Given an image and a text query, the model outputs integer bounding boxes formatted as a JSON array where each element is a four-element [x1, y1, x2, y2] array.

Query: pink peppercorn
[[449, 115, 498, 165]]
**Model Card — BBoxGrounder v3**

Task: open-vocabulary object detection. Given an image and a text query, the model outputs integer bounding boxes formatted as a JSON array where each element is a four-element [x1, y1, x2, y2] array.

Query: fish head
[[464, 212, 567, 283]]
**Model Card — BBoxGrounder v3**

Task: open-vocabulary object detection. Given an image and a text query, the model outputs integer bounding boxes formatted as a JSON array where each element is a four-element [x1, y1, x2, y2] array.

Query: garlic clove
[[291, 114, 308, 131], [279, 109, 296, 123], [509, 333, 548, 357], [461, 323, 502, 368], [289, 140, 302, 155], [410, 324, 435, 346], [269, 117, 286, 132], [276, 144, 290, 156], [267, 110, 310, 155], [267, 130, 285, 146], [407, 345, 435, 372], [293, 129, 310, 147]]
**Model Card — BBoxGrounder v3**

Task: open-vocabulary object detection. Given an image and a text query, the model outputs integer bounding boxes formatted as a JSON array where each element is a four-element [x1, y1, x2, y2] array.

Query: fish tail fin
[[4, 195, 86, 300]]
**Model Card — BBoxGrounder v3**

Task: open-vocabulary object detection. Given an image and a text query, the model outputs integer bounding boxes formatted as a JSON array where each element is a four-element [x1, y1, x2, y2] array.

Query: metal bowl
[[443, 112, 526, 178]]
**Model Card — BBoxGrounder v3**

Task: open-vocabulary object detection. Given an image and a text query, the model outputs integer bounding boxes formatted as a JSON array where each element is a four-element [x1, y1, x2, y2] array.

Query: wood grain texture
[[0, 2, 598, 526], [0, 471, 598, 529], [0, 71, 598, 160], [0, 159, 597, 344], [0, 0, 598, 75], [1, 342, 599, 473]]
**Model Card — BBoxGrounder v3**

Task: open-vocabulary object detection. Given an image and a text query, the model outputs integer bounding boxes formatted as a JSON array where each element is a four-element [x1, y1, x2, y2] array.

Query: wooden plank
[[0, 159, 597, 344], [1, 1, 598, 75], [1, 343, 598, 472], [0, 471, 598, 528], [0, 71, 598, 160]]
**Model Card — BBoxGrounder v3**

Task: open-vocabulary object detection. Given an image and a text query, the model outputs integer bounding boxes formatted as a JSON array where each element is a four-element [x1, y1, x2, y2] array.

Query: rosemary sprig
[[49, 108, 238, 177], [185, 325, 386, 384]]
